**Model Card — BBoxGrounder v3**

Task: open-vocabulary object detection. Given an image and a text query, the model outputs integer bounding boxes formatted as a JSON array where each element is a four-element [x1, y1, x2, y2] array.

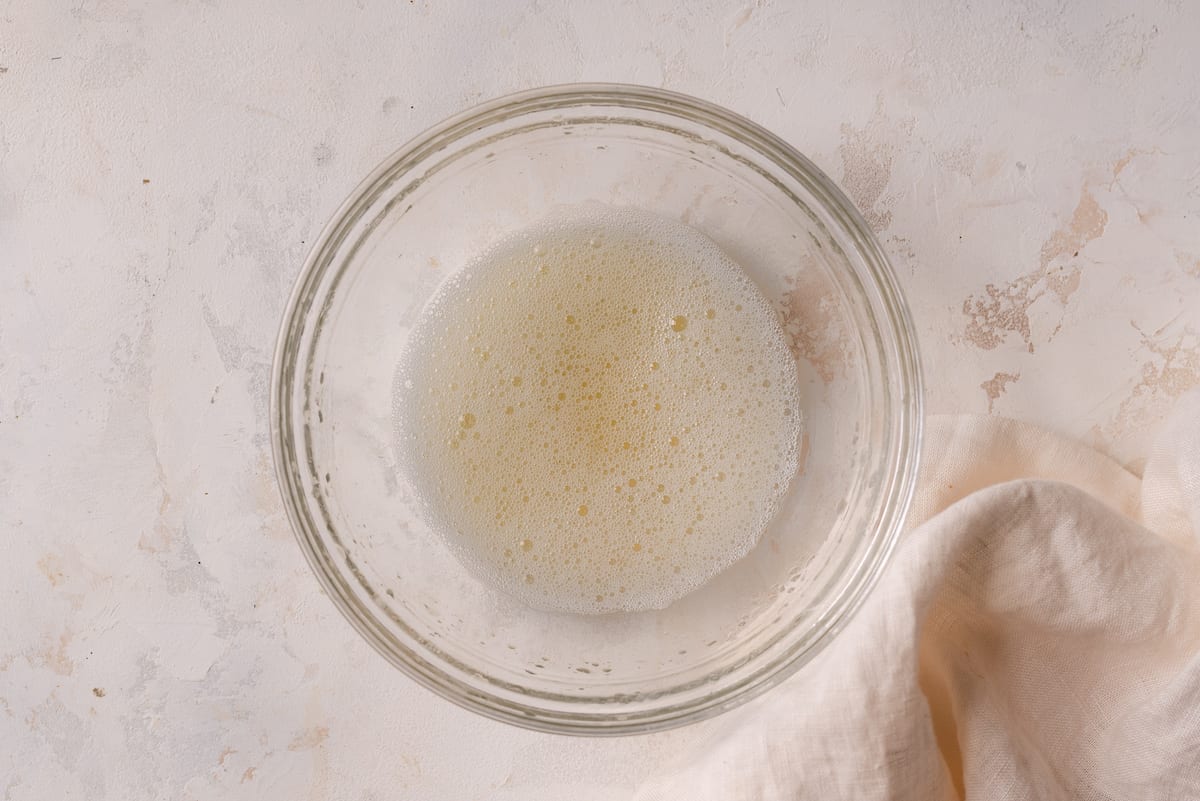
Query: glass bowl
[[270, 84, 922, 735]]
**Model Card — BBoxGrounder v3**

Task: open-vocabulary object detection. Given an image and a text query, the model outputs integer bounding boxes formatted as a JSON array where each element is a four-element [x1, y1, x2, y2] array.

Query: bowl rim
[[270, 82, 924, 735]]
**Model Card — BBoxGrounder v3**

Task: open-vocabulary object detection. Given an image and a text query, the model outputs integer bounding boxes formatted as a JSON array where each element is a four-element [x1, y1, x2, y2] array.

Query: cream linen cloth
[[638, 392, 1200, 801]]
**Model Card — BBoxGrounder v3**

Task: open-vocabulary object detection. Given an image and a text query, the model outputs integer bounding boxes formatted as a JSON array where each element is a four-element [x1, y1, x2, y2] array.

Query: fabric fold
[[638, 392, 1200, 801]]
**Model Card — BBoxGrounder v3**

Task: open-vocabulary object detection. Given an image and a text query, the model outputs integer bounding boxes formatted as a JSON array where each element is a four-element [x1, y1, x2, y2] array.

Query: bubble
[[394, 205, 803, 614]]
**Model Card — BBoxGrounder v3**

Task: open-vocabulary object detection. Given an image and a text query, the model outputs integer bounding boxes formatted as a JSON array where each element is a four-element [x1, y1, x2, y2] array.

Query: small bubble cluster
[[394, 206, 803, 614]]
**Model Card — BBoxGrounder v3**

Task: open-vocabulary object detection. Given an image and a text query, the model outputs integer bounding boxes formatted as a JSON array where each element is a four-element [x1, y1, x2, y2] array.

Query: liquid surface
[[395, 207, 802, 613]]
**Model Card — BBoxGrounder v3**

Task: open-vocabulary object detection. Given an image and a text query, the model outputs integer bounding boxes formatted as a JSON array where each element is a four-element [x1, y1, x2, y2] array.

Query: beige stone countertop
[[3, 1, 1198, 798]]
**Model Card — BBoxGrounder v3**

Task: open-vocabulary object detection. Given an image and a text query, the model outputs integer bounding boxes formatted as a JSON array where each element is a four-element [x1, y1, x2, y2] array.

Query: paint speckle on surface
[[958, 181, 1106, 352], [980, 372, 1020, 413], [1039, 186, 1108, 269], [37, 554, 67, 587], [1098, 324, 1200, 445], [778, 263, 852, 384], [1177, 251, 1200, 279], [288, 726, 330, 751], [838, 100, 914, 232], [35, 632, 75, 677], [959, 265, 1082, 353]]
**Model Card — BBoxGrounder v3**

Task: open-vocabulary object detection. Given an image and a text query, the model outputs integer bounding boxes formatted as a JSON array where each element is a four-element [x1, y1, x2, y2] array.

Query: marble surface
[[3, 1, 1199, 798]]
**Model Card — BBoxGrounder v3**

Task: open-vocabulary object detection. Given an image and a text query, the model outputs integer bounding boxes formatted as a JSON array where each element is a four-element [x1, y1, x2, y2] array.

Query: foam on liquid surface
[[395, 207, 802, 614]]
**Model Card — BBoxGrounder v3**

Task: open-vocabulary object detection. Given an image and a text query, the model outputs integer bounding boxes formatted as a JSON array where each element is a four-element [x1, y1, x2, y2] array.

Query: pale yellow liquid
[[395, 207, 802, 613]]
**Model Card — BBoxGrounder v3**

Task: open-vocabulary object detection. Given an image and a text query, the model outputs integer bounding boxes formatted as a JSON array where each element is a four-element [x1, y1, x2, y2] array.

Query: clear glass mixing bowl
[[271, 84, 922, 734]]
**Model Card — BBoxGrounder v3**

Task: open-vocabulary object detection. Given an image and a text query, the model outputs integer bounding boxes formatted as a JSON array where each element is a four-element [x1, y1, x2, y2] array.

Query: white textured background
[[3, 1, 1199, 798]]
